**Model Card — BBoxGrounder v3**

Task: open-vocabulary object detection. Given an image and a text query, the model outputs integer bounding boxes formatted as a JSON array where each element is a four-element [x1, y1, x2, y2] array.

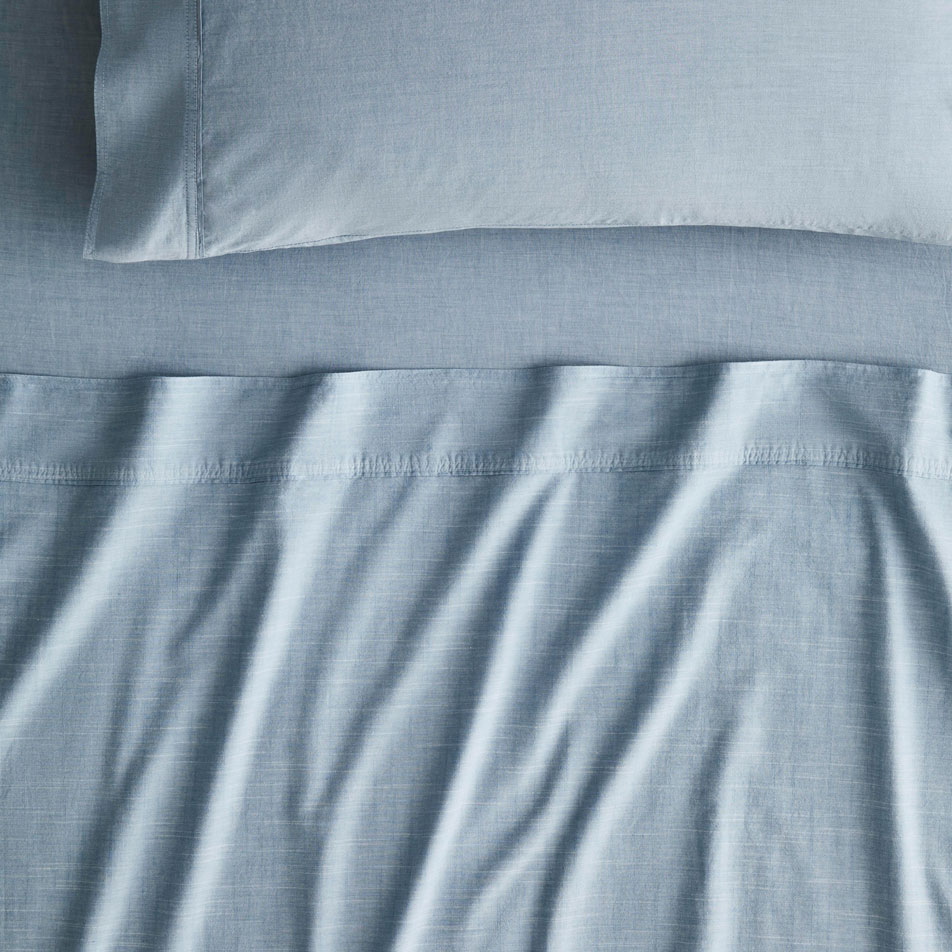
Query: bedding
[[85, 0, 952, 261], [3, 360, 952, 951], [5, 0, 952, 377], [5, 2, 952, 952]]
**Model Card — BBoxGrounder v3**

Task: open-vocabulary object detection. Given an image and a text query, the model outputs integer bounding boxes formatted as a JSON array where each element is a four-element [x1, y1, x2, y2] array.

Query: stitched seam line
[[183, 0, 202, 258], [195, 0, 205, 258], [2, 450, 952, 487]]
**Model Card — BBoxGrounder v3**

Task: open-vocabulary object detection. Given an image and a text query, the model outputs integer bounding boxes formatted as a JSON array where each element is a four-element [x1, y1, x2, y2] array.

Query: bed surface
[[2, 0, 951, 377], [5, 5, 952, 951]]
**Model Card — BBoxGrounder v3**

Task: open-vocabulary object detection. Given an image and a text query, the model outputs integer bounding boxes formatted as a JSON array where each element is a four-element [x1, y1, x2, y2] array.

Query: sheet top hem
[[0, 359, 949, 485]]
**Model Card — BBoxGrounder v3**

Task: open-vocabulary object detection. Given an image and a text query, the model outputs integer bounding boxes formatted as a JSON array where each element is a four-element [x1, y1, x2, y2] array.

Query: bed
[[2, 2, 952, 950]]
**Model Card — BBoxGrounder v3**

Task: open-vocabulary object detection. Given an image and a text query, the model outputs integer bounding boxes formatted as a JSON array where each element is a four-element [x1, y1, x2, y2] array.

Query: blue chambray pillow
[[85, 0, 952, 261]]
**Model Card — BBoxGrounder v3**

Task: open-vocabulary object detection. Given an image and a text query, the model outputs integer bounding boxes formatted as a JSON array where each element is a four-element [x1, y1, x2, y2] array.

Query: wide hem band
[[84, 0, 197, 262], [1, 360, 950, 484]]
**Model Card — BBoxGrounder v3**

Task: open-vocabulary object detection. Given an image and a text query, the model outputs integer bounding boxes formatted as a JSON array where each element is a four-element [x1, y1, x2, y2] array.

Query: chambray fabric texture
[[84, 0, 952, 261], [6, 9, 952, 949], [2, 359, 952, 952], [5, 0, 952, 377]]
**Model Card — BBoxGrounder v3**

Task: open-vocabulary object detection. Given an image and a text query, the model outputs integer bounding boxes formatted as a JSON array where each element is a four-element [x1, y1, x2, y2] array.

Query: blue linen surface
[[5, 4, 952, 950], [4, 0, 952, 378], [85, 0, 952, 260], [2, 359, 952, 950]]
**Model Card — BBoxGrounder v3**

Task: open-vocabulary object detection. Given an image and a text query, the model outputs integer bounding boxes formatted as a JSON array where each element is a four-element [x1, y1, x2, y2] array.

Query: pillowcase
[[85, 0, 952, 262]]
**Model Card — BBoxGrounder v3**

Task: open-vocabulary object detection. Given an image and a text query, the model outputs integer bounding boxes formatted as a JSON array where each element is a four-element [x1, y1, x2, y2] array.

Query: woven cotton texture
[[84, 0, 952, 261], [2, 359, 951, 951]]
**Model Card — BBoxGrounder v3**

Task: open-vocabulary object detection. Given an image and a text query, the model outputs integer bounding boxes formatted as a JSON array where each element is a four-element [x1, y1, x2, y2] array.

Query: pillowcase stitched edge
[[84, 0, 202, 262]]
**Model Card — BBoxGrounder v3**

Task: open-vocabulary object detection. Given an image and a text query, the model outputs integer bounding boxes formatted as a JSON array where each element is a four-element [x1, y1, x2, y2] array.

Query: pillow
[[85, 0, 952, 262]]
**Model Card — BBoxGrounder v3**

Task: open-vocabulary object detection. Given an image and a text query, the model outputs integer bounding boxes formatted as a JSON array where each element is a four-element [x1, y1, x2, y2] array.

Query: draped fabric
[[2, 360, 951, 951]]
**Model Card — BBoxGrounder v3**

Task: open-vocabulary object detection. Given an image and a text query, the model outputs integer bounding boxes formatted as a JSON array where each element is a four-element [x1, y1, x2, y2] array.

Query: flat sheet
[[2, 359, 951, 951], [2, 0, 952, 376]]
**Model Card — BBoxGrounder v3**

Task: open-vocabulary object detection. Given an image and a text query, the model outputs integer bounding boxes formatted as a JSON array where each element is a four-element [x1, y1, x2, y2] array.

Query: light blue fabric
[[7, 4, 952, 951], [2, 359, 952, 950], [5, 0, 952, 377], [85, 0, 952, 261]]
